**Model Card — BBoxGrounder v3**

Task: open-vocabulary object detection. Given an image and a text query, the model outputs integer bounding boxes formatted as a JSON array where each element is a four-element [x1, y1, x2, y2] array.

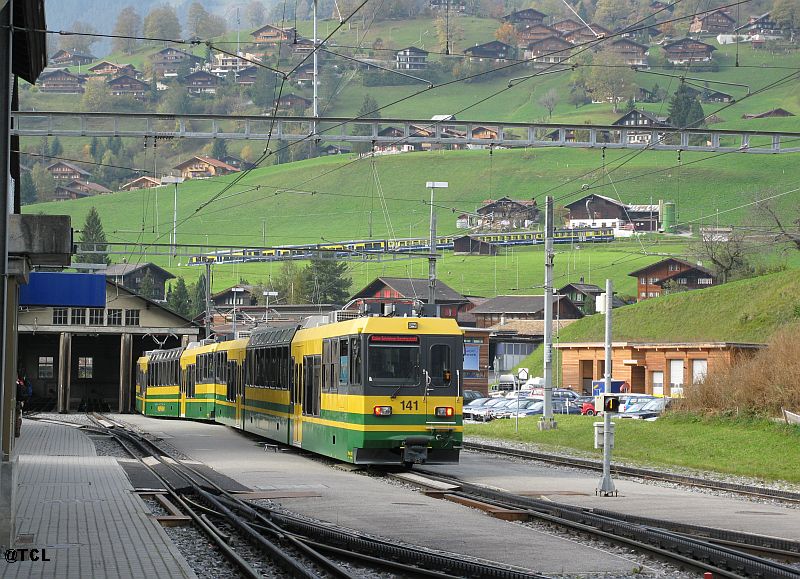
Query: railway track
[[84, 414, 547, 579], [464, 440, 800, 504], [399, 469, 800, 579]]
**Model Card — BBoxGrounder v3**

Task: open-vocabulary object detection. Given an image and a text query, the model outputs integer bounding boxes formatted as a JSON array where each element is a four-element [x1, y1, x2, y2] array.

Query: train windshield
[[368, 335, 419, 385]]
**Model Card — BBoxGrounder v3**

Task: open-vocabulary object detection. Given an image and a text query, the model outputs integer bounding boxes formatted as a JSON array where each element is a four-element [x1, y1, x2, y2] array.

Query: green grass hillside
[[520, 269, 800, 377]]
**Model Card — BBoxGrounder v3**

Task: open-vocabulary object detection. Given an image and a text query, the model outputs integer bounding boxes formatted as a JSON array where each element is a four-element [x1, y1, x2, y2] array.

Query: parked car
[[462, 398, 491, 420], [619, 397, 673, 420], [463, 390, 484, 403], [505, 399, 545, 418], [620, 395, 657, 412], [465, 397, 508, 421], [479, 398, 523, 421], [581, 400, 597, 415], [492, 397, 542, 419], [552, 399, 583, 415]]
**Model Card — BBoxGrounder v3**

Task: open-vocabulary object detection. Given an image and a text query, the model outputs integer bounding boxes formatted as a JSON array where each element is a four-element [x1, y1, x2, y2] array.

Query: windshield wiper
[[390, 384, 403, 399]]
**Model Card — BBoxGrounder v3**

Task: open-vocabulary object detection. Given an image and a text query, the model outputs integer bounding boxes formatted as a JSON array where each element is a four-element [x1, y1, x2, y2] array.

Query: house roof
[[173, 156, 240, 172], [503, 8, 547, 20], [52, 49, 95, 60], [185, 70, 219, 79], [251, 23, 295, 36], [107, 74, 148, 87], [697, 9, 736, 22], [743, 108, 795, 119], [211, 284, 257, 299], [103, 280, 196, 326], [611, 37, 648, 49], [565, 193, 659, 213], [469, 294, 570, 315], [396, 46, 428, 55], [121, 176, 161, 189], [46, 161, 90, 175], [558, 282, 603, 295], [627, 257, 715, 277], [464, 41, 512, 55], [612, 108, 669, 126], [662, 38, 717, 52], [351, 277, 467, 302], [105, 262, 176, 280], [487, 318, 579, 336], [65, 180, 111, 193], [527, 35, 574, 49], [39, 69, 87, 83], [556, 341, 764, 350]]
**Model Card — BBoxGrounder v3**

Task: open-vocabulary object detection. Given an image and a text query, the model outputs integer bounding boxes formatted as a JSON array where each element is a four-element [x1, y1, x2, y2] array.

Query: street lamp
[[161, 175, 184, 266], [231, 287, 244, 338], [263, 291, 278, 324]]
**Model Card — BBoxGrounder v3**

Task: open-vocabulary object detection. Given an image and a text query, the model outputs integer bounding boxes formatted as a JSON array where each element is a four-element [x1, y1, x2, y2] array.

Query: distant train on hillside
[[186, 227, 615, 265]]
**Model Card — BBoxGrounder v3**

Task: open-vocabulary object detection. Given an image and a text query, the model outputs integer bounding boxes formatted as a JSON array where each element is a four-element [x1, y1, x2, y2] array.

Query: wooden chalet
[[50, 49, 95, 68], [211, 51, 260, 73], [612, 109, 670, 144], [609, 38, 648, 67], [565, 193, 660, 231], [184, 70, 220, 94], [235, 66, 259, 86], [319, 144, 352, 155], [105, 263, 175, 302], [736, 12, 783, 37], [53, 180, 110, 201], [88, 61, 136, 77], [37, 69, 86, 93], [173, 156, 241, 180], [469, 295, 583, 329], [662, 38, 716, 64], [107, 74, 149, 99], [219, 155, 254, 170], [150, 48, 203, 78], [46, 161, 90, 182], [274, 93, 312, 113], [476, 196, 539, 229], [701, 89, 732, 103], [464, 41, 514, 62], [552, 19, 582, 34], [557, 281, 624, 315], [518, 24, 561, 46], [502, 8, 547, 26], [471, 126, 499, 140], [689, 9, 736, 34], [293, 63, 315, 85], [743, 108, 794, 119], [629, 257, 717, 301], [120, 176, 161, 191], [557, 342, 762, 396], [453, 236, 497, 256], [251, 24, 295, 46], [525, 36, 574, 65], [211, 285, 259, 307], [563, 24, 610, 44], [349, 277, 470, 319], [395, 46, 429, 70]]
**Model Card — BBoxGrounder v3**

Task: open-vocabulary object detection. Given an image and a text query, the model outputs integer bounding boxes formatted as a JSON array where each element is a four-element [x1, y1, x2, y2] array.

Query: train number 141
[[401, 400, 419, 411]]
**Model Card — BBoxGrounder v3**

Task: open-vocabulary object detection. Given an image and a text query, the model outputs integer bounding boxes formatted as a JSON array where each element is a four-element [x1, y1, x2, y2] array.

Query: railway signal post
[[597, 279, 617, 497]]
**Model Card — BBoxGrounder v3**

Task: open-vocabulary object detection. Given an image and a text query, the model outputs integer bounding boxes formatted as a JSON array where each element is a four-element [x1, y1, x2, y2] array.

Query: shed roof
[[469, 294, 568, 315], [105, 262, 176, 280], [351, 277, 467, 302], [627, 257, 715, 277]]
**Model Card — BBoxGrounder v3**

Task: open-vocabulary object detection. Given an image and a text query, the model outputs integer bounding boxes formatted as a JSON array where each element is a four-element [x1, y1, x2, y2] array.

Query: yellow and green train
[[136, 316, 464, 465]]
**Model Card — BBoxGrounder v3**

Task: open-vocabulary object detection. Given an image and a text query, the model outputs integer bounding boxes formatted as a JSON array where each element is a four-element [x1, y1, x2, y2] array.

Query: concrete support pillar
[[1, 277, 19, 460], [118, 334, 132, 414], [57, 332, 71, 413]]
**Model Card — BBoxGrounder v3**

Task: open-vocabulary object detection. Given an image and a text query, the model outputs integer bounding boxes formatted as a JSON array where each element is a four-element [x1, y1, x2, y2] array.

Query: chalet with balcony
[[475, 196, 539, 229], [105, 263, 176, 302], [662, 38, 716, 64], [184, 70, 221, 94], [464, 41, 514, 62], [563, 24, 610, 44], [252, 24, 295, 46], [471, 126, 499, 140], [37, 69, 86, 93], [629, 257, 717, 301], [525, 35, 574, 65], [173, 156, 240, 180], [689, 9, 736, 34], [107, 74, 149, 99], [552, 18, 582, 34], [50, 49, 95, 68], [612, 108, 670, 144], [609, 38, 648, 67], [219, 155, 254, 170], [395, 47, 429, 70], [469, 295, 583, 329], [565, 193, 660, 232], [211, 285, 259, 308], [211, 51, 260, 73], [274, 93, 312, 113], [53, 180, 111, 201], [702, 89, 732, 102], [292, 63, 315, 85], [120, 176, 161, 191], [235, 66, 259, 85], [150, 48, 203, 78], [88, 61, 136, 77], [503, 8, 547, 27], [518, 24, 560, 46], [736, 12, 783, 37], [46, 161, 90, 182], [349, 277, 470, 319]]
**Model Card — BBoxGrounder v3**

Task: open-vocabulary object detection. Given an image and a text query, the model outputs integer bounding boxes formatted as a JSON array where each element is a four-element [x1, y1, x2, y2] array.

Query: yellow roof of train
[[294, 316, 462, 342]]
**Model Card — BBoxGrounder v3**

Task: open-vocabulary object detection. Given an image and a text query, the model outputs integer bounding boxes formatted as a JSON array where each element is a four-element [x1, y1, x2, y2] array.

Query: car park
[[478, 398, 523, 421], [462, 398, 491, 420], [466, 397, 509, 421], [505, 399, 545, 418], [492, 397, 541, 419], [619, 397, 673, 420]]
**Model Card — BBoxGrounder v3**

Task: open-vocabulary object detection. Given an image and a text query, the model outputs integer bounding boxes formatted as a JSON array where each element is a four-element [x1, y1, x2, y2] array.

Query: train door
[[293, 358, 305, 446], [424, 340, 458, 425], [236, 360, 245, 429], [179, 365, 187, 418]]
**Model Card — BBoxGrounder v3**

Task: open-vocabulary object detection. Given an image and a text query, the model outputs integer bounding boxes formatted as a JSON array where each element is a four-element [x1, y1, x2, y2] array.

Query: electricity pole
[[204, 260, 212, 339], [597, 279, 617, 496], [426, 182, 448, 307], [539, 196, 556, 430]]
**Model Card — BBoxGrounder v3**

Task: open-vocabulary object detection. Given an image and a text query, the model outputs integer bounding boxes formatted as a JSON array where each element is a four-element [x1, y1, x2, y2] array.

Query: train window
[[350, 337, 361, 386], [368, 339, 419, 385], [322, 340, 331, 392], [226, 360, 236, 402], [429, 344, 452, 387], [338, 338, 349, 386]]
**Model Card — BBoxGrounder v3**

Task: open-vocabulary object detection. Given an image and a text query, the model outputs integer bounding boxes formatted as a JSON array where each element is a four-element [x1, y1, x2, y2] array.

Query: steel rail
[[464, 441, 800, 503], [97, 414, 547, 579], [413, 470, 800, 579]]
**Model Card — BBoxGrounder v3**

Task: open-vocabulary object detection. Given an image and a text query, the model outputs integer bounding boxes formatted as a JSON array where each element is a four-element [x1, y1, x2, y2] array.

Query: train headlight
[[435, 407, 454, 418], [373, 406, 392, 417]]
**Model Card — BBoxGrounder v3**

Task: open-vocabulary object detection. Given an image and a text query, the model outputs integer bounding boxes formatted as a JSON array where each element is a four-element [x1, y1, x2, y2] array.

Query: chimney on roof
[[500, 314, 506, 325], [579, 276, 584, 283]]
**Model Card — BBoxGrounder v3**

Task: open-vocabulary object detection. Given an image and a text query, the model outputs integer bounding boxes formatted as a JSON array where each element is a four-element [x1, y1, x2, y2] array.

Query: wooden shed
[[453, 235, 497, 255]]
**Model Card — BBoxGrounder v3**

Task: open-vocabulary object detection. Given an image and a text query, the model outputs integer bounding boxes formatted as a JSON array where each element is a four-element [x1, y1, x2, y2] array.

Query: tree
[[81, 78, 112, 112], [435, 14, 464, 53], [187, 2, 227, 39], [59, 21, 99, 54], [192, 272, 208, 319], [20, 171, 37, 205], [693, 230, 751, 283], [669, 84, 705, 128], [755, 196, 800, 251], [538, 88, 559, 119], [30, 164, 56, 202], [211, 139, 228, 160], [300, 257, 352, 304], [138, 271, 159, 300], [593, 0, 633, 30], [245, 1, 266, 27], [352, 94, 380, 154], [250, 65, 279, 109], [273, 260, 304, 303], [143, 5, 181, 42], [772, 0, 800, 34], [495, 22, 518, 45], [90, 137, 103, 162], [75, 207, 110, 265], [49, 137, 63, 157], [112, 7, 142, 54], [167, 277, 192, 317], [585, 49, 635, 113]]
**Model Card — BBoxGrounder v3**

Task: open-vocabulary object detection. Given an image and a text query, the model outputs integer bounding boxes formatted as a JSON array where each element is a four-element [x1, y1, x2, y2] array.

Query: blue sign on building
[[19, 272, 106, 307]]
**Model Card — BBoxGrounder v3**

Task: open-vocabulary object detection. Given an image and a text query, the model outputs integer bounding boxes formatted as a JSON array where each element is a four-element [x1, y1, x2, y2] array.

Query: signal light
[[435, 406, 454, 418], [603, 396, 621, 413], [373, 406, 392, 417]]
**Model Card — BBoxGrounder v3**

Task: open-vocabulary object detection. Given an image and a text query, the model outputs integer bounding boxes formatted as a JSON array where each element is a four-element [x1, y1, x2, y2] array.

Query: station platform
[[2, 419, 195, 579]]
